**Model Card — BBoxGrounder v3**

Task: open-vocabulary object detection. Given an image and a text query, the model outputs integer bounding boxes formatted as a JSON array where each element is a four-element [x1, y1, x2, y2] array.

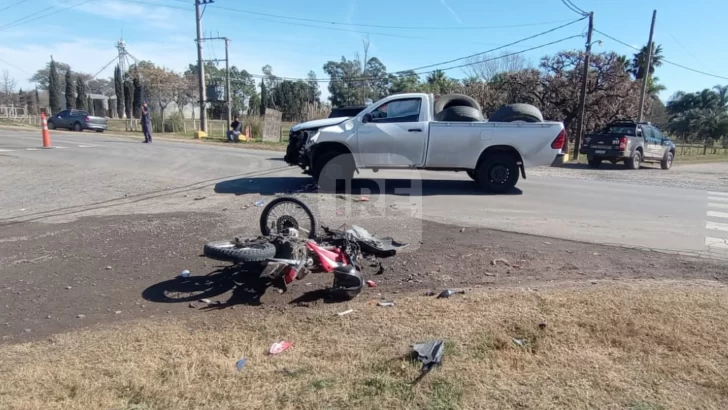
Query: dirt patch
[[1, 282, 728, 410], [1, 212, 727, 345]]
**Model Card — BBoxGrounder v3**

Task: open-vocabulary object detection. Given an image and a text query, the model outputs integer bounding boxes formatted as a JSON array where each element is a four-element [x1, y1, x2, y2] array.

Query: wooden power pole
[[637, 10, 657, 122], [573, 11, 594, 161]]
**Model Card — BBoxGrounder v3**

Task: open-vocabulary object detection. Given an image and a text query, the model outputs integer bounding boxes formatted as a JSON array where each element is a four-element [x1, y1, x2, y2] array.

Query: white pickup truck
[[284, 93, 566, 193]]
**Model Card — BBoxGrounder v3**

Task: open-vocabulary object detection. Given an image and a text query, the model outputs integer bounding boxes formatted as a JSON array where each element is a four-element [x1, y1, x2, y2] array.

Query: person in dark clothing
[[227, 116, 242, 142], [141, 102, 152, 143]]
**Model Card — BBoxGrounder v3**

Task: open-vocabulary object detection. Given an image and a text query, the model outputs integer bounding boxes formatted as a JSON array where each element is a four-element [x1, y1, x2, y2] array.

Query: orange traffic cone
[[41, 112, 52, 148]]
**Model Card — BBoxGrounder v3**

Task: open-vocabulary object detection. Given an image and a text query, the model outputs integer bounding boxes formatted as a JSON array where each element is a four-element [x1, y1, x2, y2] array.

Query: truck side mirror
[[361, 113, 373, 124]]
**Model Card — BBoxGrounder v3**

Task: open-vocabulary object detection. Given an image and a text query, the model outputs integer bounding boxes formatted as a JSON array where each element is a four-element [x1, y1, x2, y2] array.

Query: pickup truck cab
[[47, 109, 108, 133], [580, 119, 675, 170], [285, 93, 566, 193]]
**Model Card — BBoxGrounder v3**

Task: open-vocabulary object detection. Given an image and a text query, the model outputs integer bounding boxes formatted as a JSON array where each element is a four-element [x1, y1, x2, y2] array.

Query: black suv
[[580, 120, 676, 170]]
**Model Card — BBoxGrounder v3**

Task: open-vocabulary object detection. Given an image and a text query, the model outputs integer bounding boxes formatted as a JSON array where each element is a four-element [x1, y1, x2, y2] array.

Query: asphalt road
[[0, 128, 724, 257]]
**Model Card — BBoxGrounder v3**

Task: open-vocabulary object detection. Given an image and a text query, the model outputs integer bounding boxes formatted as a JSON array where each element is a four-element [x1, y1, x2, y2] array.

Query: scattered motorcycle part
[[377, 301, 395, 307], [260, 196, 318, 239], [203, 239, 277, 263], [330, 265, 363, 301], [269, 341, 294, 355], [307, 240, 349, 272], [436, 289, 466, 298]]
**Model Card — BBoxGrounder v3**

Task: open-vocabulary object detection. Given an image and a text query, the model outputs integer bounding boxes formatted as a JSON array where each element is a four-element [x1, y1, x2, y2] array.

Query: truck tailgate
[[87, 116, 107, 125]]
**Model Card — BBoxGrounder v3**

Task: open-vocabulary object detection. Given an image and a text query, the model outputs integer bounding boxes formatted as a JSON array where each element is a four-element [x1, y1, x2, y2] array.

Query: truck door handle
[[408, 128, 422, 132]]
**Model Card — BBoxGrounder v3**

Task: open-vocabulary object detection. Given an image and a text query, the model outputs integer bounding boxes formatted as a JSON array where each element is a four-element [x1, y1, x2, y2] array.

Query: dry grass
[[2, 281, 728, 410]]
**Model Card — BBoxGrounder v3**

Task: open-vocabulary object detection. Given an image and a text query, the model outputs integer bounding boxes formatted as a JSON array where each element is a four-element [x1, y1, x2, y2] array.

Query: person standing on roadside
[[141, 101, 152, 143]]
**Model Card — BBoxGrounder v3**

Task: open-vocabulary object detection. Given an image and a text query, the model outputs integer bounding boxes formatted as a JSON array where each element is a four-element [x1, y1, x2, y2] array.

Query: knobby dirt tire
[[259, 196, 318, 239]]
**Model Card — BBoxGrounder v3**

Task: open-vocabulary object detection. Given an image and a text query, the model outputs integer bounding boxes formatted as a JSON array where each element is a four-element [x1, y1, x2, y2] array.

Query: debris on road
[[484, 272, 497, 277], [114, 311, 122, 315], [65, 286, 72, 290], [377, 301, 395, 307], [437, 289, 465, 298], [199, 299, 212, 304], [366, 280, 377, 288], [538, 321, 547, 330], [336, 309, 355, 316], [269, 341, 293, 355], [492, 258, 510, 266], [179, 269, 191, 278], [193, 196, 206, 201], [411, 340, 444, 372], [358, 196, 369, 202], [76, 314, 85, 319], [106, 266, 112, 270], [255, 199, 265, 207], [513, 338, 525, 347], [235, 358, 248, 371]]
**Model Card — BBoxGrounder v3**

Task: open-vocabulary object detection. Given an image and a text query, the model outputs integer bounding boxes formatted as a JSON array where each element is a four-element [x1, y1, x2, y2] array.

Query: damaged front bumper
[[284, 129, 314, 174]]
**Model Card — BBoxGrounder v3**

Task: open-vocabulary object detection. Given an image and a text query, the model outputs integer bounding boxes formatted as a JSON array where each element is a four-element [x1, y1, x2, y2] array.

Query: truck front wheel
[[313, 151, 355, 192], [475, 154, 519, 193]]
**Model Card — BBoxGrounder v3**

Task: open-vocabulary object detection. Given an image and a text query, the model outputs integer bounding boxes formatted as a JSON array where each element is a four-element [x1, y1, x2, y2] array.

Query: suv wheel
[[625, 151, 641, 170], [73, 122, 83, 132], [587, 157, 602, 169], [661, 152, 674, 170]]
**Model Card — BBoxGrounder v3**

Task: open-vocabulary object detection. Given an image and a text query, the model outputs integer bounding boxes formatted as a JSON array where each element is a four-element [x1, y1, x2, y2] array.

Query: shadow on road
[[214, 176, 523, 197], [141, 263, 274, 308]]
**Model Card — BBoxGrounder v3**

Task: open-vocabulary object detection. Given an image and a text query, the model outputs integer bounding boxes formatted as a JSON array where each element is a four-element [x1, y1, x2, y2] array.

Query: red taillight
[[551, 129, 566, 150], [84, 116, 89, 122], [619, 136, 627, 151]]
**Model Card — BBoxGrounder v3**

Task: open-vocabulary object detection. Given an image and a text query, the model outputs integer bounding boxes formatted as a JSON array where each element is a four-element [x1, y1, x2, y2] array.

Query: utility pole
[[224, 38, 231, 129], [637, 9, 657, 123], [200, 35, 231, 128], [194, 0, 213, 133], [573, 11, 594, 161]]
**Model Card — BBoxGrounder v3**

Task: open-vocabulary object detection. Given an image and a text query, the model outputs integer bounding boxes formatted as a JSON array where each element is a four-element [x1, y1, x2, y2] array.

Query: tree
[[631, 43, 663, 80], [666, 86, 728, 145], [76, 75, 87, 110], [1, 70, 17, 105], [132, 69, 143, 118], [48, 58, 62, 114], [306, 71, 321, 103], [463, 51, 531, 81], [33, 87, 40, 114], [259, 81, 267, 115], [424, 70, 459, 95], [64, 69, 75, 109], [87, 96, 94, 116], [390, 71, 422, 94], [114, 65, 125, 118], [324, 57, 364, 106], [124, 78, 134, 119]]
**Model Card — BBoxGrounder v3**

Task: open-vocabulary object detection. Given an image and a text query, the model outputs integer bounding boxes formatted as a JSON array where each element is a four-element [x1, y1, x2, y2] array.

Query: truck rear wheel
[[625, 150, 641, 170], [587, 158, 602, 168], [314, 151, 355, 192], [475, 154, 519, 193]]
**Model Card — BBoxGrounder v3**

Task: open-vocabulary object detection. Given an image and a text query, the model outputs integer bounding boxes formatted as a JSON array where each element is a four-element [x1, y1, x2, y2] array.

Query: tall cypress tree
[[76, 75, 87, 111], [114, 65, 125, 118], [132, 71, 142, 118], [64, 69, 75, 109], [48, 58, 61, 114], [124, 78, 134, 119], [87, 96, 94, 116], [259, 81, 267, 116]]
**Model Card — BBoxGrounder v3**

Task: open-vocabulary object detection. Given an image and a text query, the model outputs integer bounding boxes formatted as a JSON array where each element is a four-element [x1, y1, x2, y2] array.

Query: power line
[[0, 0, 30, 13], [127, 0, 571, 49], [0, 0, 93, 32], [564, 0, 588, 15], [594, 29, 728, 81], [0, 55, 32, 75], [161, 0, 577, 31], [247, 34, 583, 83], [560, 0, 587, 16]]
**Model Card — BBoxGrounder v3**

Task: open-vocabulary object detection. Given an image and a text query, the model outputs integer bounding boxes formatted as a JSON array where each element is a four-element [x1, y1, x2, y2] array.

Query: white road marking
[[707, 211, 728, 219], [708, 202, 728, 209], [705, 237, 728, 249], [0, 145, 96, 152], [77, 145, 96, 148], [706, 221, 728, 232], [708, 196, 728, 202], [709, 191, 728, 197]]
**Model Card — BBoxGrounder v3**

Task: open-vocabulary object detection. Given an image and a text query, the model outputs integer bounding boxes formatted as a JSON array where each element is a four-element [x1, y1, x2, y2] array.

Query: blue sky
[[0, 0, 726, 102]]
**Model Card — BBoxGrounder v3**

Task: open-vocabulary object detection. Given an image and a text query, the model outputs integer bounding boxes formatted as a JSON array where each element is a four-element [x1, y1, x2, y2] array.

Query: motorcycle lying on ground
[[203, 196, 406, 301]]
